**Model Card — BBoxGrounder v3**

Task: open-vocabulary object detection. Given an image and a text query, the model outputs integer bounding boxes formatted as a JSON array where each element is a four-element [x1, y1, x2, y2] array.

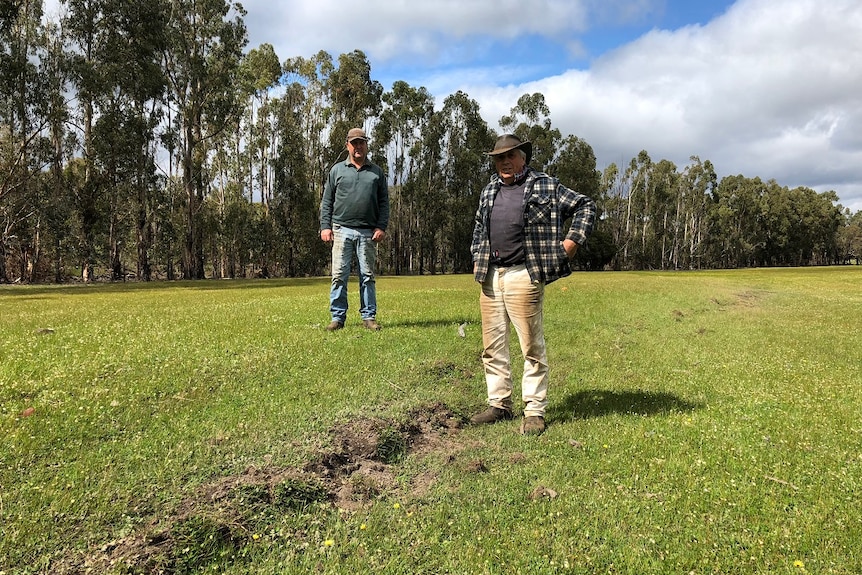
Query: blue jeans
[[330, 225, 377, 322]]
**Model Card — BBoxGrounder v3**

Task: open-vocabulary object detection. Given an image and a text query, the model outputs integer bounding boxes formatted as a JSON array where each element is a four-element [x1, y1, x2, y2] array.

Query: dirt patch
[[55, 402, 467, 574], [307, 401, 468, 510], [711, 290, 768, 309]]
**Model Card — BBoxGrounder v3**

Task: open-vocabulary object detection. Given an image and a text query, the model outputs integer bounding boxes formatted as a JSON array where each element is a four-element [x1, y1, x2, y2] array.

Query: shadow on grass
[[0, 277, 328, 297], [383, 317, 477, 329], [550, 389, 702, 422]]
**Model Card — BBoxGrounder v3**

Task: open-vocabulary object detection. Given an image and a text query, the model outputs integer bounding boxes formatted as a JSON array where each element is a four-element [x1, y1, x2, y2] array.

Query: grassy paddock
[[1, 268, 860, 574]]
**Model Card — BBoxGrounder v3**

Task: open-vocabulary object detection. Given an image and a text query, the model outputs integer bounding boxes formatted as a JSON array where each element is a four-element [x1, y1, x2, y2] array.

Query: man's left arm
[[374, 168, 390, 242]]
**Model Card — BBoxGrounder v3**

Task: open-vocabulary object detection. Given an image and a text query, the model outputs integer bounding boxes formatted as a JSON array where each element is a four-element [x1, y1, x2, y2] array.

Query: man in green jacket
[[319, 128, 390, 331]]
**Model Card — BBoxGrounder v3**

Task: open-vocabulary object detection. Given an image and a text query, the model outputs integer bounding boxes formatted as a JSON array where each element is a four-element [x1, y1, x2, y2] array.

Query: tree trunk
[[0, 236, 8, 283]]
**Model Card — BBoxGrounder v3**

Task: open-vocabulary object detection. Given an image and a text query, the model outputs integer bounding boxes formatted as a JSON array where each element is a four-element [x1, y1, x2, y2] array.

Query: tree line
[[3, 1, 861, 284]]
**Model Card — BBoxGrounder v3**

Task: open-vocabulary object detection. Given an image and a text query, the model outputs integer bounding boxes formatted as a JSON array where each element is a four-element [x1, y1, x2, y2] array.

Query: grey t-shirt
[[488, 181, 526, 265]]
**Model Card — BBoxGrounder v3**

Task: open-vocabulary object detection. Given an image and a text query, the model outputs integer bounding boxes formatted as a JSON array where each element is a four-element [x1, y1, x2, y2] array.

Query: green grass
[[1, 268, 861, 574]]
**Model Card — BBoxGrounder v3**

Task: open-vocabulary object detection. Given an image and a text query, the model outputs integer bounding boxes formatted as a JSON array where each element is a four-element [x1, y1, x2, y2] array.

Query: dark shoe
[[470, 406, 513, 425], [520, 416, 546, 436], [362, 319, 381, 331], [325, 320, 344, 331]]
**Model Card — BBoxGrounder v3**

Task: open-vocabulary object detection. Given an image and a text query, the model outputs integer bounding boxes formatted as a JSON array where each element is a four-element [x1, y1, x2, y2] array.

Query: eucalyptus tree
[[239, 42, 281, 207], [648, 158, 680, 269], [1, 2, 22, 32], [673, 157, 716, 269], [282, 50, 335, 200], [599, 163, 630, 269], [64, 0, 165, 281], [323, 50, 383, 157], [707, 175, 766, 268], [805, 188, 843, 266], [162, 0, 247, 279], [837, 209, 862, 263], [757, 179, 794, 266], [63, 0, 106, 281], [40, 19, 76, 283], [208, 126, 251, 278], [277, 51, 354, 277], [85, 0, 168, 280], [0, 0, 48, 282], [555, 135, 614, 270], [773, 186, 842, 266], [499, 92, 561, 173], [434, 90, 495, 273], [618, 151, 681, 269], [376, 81, 434, 187], [375, 80, 435, 274], [621, 150, 652, 268], [555, 135, 601, 201], [201, 42, 280, 278], [271, 81, 328, 277]]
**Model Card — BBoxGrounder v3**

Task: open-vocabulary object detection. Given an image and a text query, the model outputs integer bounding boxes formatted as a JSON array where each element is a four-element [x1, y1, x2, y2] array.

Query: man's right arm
[[320, 169, 335, 232]]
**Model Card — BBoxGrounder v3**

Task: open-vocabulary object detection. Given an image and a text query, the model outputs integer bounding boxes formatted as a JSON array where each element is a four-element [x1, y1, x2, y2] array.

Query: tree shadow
[[550, 389, 702, 422]]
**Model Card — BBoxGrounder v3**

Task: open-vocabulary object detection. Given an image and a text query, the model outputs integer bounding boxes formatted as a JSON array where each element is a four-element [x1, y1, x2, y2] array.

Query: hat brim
[[487, 141, 532, 165]]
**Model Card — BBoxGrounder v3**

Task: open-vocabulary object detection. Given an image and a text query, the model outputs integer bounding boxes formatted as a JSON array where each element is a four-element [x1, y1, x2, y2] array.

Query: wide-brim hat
[[487, 134, 532, 165]]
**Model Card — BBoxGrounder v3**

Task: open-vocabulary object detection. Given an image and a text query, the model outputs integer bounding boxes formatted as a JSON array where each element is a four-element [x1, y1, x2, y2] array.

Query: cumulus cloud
[[246, 0, 594, 62]]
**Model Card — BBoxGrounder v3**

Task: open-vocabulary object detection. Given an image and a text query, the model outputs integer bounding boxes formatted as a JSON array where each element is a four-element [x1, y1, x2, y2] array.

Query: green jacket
[[320, 159, 389, 231]]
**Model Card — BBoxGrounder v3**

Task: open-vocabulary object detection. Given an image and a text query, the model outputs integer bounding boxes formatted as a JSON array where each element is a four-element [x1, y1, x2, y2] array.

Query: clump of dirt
[[57, 402, 467, 574], [306, 401, 467, 510]]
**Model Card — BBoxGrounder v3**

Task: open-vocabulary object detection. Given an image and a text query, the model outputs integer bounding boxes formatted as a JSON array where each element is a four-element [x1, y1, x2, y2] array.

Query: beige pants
[[480, 264, 548, 417]]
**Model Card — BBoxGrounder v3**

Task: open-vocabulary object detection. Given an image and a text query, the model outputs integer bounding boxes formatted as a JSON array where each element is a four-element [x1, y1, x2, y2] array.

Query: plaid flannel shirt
[[471, 168, 596, 284]]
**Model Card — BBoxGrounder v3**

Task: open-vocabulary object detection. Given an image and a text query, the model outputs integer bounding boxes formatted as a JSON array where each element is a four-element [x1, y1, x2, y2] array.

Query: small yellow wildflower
[[252, 533, 261, 540], [324, 539, 335, 547], [793, 560, 805, 569], [360, 523, 367, 530], [393, 502, 401, 509]]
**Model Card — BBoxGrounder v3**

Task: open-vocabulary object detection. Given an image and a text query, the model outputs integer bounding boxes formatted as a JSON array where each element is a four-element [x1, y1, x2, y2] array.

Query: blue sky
[[43, 0, 862, 212]]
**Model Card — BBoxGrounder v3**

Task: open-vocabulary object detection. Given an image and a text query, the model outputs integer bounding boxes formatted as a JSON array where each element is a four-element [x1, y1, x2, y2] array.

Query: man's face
[[493, 149, 526, 184], [347, 138, 368, 163]]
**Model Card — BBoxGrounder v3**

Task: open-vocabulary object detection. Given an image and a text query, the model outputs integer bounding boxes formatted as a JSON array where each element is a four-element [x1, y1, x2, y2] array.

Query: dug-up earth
[[55, 401, 475, 574]]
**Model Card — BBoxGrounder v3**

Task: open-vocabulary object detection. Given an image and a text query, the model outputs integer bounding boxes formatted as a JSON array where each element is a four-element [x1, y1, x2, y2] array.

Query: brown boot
[[362, 319, 381, 331], [520, 416, 546, 436], [325, 320, 344, 331], [470, 406, 513, 425]]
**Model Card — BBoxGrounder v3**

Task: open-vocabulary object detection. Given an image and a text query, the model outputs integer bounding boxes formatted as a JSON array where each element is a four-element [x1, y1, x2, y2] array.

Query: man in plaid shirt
[[470, 134, 596, 435]]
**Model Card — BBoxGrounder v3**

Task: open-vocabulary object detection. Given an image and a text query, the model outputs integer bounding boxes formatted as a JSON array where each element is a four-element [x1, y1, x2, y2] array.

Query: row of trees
[[2, 1, 860, 284]]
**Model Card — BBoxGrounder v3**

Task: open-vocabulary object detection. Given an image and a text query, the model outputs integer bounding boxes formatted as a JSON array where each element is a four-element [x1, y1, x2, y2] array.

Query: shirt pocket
[[525, 193, 553, 225]]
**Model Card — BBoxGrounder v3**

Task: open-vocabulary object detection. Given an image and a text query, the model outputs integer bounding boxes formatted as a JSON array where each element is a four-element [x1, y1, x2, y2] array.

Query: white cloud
[[245, 0, 594, 62]]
